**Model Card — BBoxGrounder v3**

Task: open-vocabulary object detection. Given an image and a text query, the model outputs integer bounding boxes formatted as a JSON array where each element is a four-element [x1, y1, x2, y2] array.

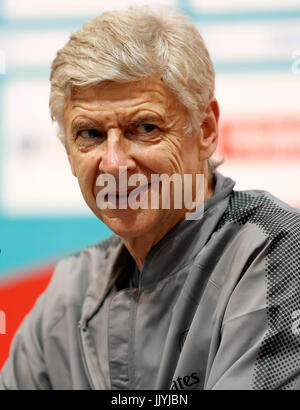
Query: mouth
[[105, 183, 151, 205]]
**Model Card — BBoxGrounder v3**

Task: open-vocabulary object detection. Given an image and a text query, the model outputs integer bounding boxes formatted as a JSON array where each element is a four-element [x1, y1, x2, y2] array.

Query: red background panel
[[0, 266, 54, 370], [218, 116, 300, 159]]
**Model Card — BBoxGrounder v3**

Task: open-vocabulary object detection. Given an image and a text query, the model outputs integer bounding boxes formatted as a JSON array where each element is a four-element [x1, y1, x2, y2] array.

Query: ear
[[198, 98, 220, 160], [67, 151, 77, 177]]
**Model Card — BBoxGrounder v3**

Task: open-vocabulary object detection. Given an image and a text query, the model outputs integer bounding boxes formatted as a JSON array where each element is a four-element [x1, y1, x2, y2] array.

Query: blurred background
[[0, 0, 300, 368]]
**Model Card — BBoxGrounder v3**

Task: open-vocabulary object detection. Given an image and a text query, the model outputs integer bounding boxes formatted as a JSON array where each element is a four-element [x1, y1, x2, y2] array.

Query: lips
[[105, 183, 151, 201]]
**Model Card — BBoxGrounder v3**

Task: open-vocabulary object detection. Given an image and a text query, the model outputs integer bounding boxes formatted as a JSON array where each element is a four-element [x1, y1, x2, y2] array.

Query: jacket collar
[[137, 171, 236, 287]]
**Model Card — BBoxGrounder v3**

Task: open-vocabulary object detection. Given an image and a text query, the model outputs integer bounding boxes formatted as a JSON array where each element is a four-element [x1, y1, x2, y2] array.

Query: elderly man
[[1, 6, 300, 390]]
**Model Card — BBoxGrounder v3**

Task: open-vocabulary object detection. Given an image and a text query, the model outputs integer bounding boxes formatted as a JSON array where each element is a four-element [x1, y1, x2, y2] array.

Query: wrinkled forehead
[[63, 75, 184, 123], [69, 76, 167, 104]]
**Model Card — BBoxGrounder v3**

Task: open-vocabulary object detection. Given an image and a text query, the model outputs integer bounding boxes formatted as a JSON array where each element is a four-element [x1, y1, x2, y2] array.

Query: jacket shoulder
[[215, 189, 300, 389], [217, 189, 300, 238]]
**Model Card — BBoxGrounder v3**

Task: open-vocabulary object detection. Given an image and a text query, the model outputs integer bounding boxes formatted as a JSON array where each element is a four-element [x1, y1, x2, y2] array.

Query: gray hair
[[49, 6, 219, 170]]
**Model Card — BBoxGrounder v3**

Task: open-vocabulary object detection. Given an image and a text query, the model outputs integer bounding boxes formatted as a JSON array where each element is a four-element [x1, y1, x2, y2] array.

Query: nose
[[98, 128, 136, 176]]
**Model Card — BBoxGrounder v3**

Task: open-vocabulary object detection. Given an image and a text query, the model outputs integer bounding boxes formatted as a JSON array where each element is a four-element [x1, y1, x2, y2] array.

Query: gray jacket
[[1, 172, 300, 390]]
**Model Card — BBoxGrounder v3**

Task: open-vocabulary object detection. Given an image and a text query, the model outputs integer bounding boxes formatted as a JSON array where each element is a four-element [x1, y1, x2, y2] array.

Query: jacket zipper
[[77, 320, 96, 390]]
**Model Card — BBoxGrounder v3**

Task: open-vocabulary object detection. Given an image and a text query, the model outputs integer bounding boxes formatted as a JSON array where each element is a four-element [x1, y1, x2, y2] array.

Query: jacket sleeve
[[205, 228, 300, 390], [0, 291, 52, 390], [0, 255, 73, 390]]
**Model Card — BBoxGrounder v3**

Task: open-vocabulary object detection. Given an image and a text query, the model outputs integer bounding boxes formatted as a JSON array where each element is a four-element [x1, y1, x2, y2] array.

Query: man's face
[[64, 76, 214, 241]]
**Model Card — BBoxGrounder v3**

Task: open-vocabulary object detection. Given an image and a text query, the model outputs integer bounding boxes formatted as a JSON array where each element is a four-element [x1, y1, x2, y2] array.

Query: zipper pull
[[78, 320, 88, 332]]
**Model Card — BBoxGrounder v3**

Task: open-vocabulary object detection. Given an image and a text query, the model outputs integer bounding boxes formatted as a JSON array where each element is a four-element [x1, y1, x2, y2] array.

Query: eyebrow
[[130, 114, 164, 125], [71, 117, 101, 134], [70, 113, 165, 134]]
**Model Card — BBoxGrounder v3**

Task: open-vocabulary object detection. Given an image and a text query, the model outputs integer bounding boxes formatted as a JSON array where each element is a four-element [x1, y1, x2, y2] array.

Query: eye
[[77, 129, 104, 139], [124, 123, 160, 140], [137, 124, 158, 133]]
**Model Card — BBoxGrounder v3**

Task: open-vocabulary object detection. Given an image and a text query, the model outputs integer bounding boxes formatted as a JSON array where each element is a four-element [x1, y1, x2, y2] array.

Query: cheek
[[161, 139, 185, 174], [72, 152, 99, 198], [180, 135, 202, 173], [141, 138, 184, 175]]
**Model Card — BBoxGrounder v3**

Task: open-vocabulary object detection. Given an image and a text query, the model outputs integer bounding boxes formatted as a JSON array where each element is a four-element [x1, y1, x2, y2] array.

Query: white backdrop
[[1, 0, 300, 219]]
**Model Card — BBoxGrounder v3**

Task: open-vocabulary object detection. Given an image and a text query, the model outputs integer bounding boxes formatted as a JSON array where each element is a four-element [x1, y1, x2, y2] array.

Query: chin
[[99, 209, 161, 239]]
